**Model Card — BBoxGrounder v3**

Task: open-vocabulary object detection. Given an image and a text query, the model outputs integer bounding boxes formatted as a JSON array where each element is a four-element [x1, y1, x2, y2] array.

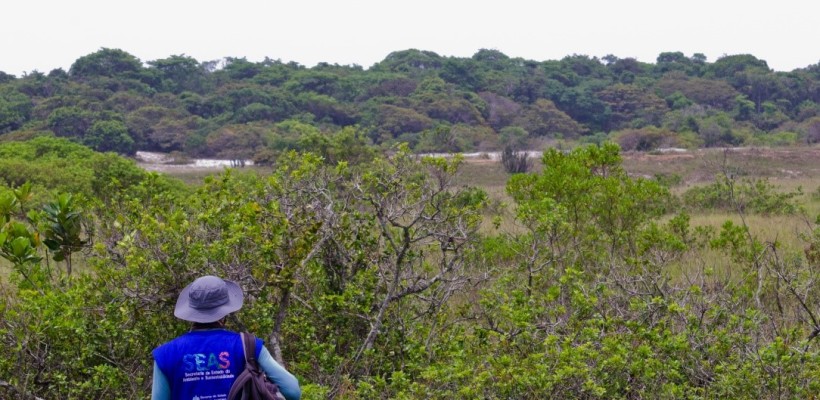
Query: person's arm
[[258, 346, 301, 400], [151, 361, 171, 400]]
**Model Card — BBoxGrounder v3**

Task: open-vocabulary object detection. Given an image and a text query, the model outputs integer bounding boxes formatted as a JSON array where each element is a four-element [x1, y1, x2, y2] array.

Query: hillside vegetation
[[1, 49, 819, 160]]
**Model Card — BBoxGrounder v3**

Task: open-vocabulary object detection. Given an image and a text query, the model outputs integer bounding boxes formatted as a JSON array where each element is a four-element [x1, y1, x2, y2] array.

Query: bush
[[501, 145, 531, 173], [682, 175, 801, 214], [613, 127, 680, 151], [2, 140, 820, 399], [0, 136, 183, 200], [749, 130, 799, 147], [653, 172, 683, 188]]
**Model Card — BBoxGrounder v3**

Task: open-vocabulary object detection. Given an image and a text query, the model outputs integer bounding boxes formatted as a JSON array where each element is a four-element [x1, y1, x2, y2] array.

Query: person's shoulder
[[153, 331, 202, 352], [152, 338, 176, 361], [153, 334, 185, 355], [240, 331, 263, 344]]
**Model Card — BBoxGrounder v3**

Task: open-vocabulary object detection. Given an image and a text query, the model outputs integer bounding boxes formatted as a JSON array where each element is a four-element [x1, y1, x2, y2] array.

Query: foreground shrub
[[2, 142, 819, 399]]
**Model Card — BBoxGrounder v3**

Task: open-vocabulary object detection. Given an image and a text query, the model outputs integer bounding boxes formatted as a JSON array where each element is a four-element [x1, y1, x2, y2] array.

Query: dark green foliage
[[2, 48, 817, 158], [69, 48, 144, 79], [32, 193, 88, 275], [0, 71, 16, 84], [366, 104, 434, 141], [84, 119, 135, 153], [147, 54, 205, 93], [655, 72, 739, 110], [655, 51, 703, 76], [653, 172, 684, 188], [500, 145, 530, 173], [372, 49, 444, 76], [554, 83, 612, 132], [46, 106, 94, 137], [0, 87, 32, 133], [706, 54, 771, 81]]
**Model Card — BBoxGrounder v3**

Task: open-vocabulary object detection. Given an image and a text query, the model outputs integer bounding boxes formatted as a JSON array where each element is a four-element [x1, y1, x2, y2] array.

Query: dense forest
[[1, 48, 819, 160]]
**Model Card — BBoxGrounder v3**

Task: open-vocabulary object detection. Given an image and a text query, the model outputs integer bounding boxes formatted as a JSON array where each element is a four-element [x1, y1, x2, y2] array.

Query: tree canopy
[[2, 48, 819, 156]]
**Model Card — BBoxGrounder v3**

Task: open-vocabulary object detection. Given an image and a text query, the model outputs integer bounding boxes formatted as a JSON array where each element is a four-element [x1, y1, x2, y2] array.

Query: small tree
[[36, 193, 89, 276], [348, 146, 486, 361]]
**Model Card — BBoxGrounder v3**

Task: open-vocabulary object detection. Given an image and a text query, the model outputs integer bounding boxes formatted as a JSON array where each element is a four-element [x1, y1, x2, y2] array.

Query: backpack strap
[[228, 331, 282, 400], [228, 332, 259, 400], [241, 332, 260, 371]]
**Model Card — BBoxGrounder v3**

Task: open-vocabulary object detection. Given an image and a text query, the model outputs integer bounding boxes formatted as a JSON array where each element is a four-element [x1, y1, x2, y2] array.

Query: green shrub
[[1, 141, 819, 399], [653, 172, 683, 188], [682, 175, 801, 214]]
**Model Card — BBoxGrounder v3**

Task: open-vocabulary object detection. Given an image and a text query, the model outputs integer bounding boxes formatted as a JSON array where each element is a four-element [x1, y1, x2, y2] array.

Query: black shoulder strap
[[242, 331, 259, 371]]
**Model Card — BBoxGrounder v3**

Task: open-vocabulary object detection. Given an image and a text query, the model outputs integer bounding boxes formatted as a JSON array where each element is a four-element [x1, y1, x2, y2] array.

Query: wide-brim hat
[[174, 275, 244, 323]]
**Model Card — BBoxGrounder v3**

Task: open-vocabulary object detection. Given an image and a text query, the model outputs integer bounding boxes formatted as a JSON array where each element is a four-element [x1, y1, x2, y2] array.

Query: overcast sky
[[2, 0, 817, 76]]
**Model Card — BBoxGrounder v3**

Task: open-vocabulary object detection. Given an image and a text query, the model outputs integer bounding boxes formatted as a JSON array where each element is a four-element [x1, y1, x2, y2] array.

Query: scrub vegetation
[[1, 44, 819, 400], [0, 137, 819, 399]]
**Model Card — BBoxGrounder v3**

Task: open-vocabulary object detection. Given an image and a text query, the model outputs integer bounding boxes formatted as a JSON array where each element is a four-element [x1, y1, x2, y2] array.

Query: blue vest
[[153, 329, 263, 400]]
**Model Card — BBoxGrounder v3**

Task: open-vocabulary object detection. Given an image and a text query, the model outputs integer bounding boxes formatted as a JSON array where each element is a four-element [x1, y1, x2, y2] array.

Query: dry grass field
[[622, 147, 820, 216], [621, 146, 820, 183]]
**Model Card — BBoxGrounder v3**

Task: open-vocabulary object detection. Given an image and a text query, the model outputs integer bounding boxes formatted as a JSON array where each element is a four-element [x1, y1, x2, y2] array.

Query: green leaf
[[0, 191, 17, 221], [10, 236, 32, 258], [43, 238, 61, 251], [13, 181, 33, 204]]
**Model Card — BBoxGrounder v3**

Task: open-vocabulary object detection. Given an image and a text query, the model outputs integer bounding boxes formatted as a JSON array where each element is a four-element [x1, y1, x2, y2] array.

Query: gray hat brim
[[174, 279, 244, 323]]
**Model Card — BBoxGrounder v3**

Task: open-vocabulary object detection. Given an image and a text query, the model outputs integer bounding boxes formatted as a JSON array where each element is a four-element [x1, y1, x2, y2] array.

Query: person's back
[[151, 275, 301, 400]]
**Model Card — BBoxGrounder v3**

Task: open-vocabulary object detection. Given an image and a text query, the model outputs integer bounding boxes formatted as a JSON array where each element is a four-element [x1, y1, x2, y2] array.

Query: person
[[151, 275, 301, 400]]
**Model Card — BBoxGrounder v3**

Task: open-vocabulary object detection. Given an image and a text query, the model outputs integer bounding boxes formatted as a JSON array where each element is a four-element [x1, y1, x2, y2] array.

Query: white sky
[[2, 0, 818, 76]]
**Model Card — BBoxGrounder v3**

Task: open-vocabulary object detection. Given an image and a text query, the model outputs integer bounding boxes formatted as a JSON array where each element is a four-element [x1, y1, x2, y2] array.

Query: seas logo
[[183, 351, 231, 371]]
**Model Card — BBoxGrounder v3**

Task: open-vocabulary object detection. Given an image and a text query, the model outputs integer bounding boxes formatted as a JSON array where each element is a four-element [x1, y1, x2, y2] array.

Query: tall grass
[[691, 213, 814, 252]]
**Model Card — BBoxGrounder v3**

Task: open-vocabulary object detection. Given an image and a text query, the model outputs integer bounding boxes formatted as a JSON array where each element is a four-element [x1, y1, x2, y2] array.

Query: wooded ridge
[[1, 48, 818, 160]]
